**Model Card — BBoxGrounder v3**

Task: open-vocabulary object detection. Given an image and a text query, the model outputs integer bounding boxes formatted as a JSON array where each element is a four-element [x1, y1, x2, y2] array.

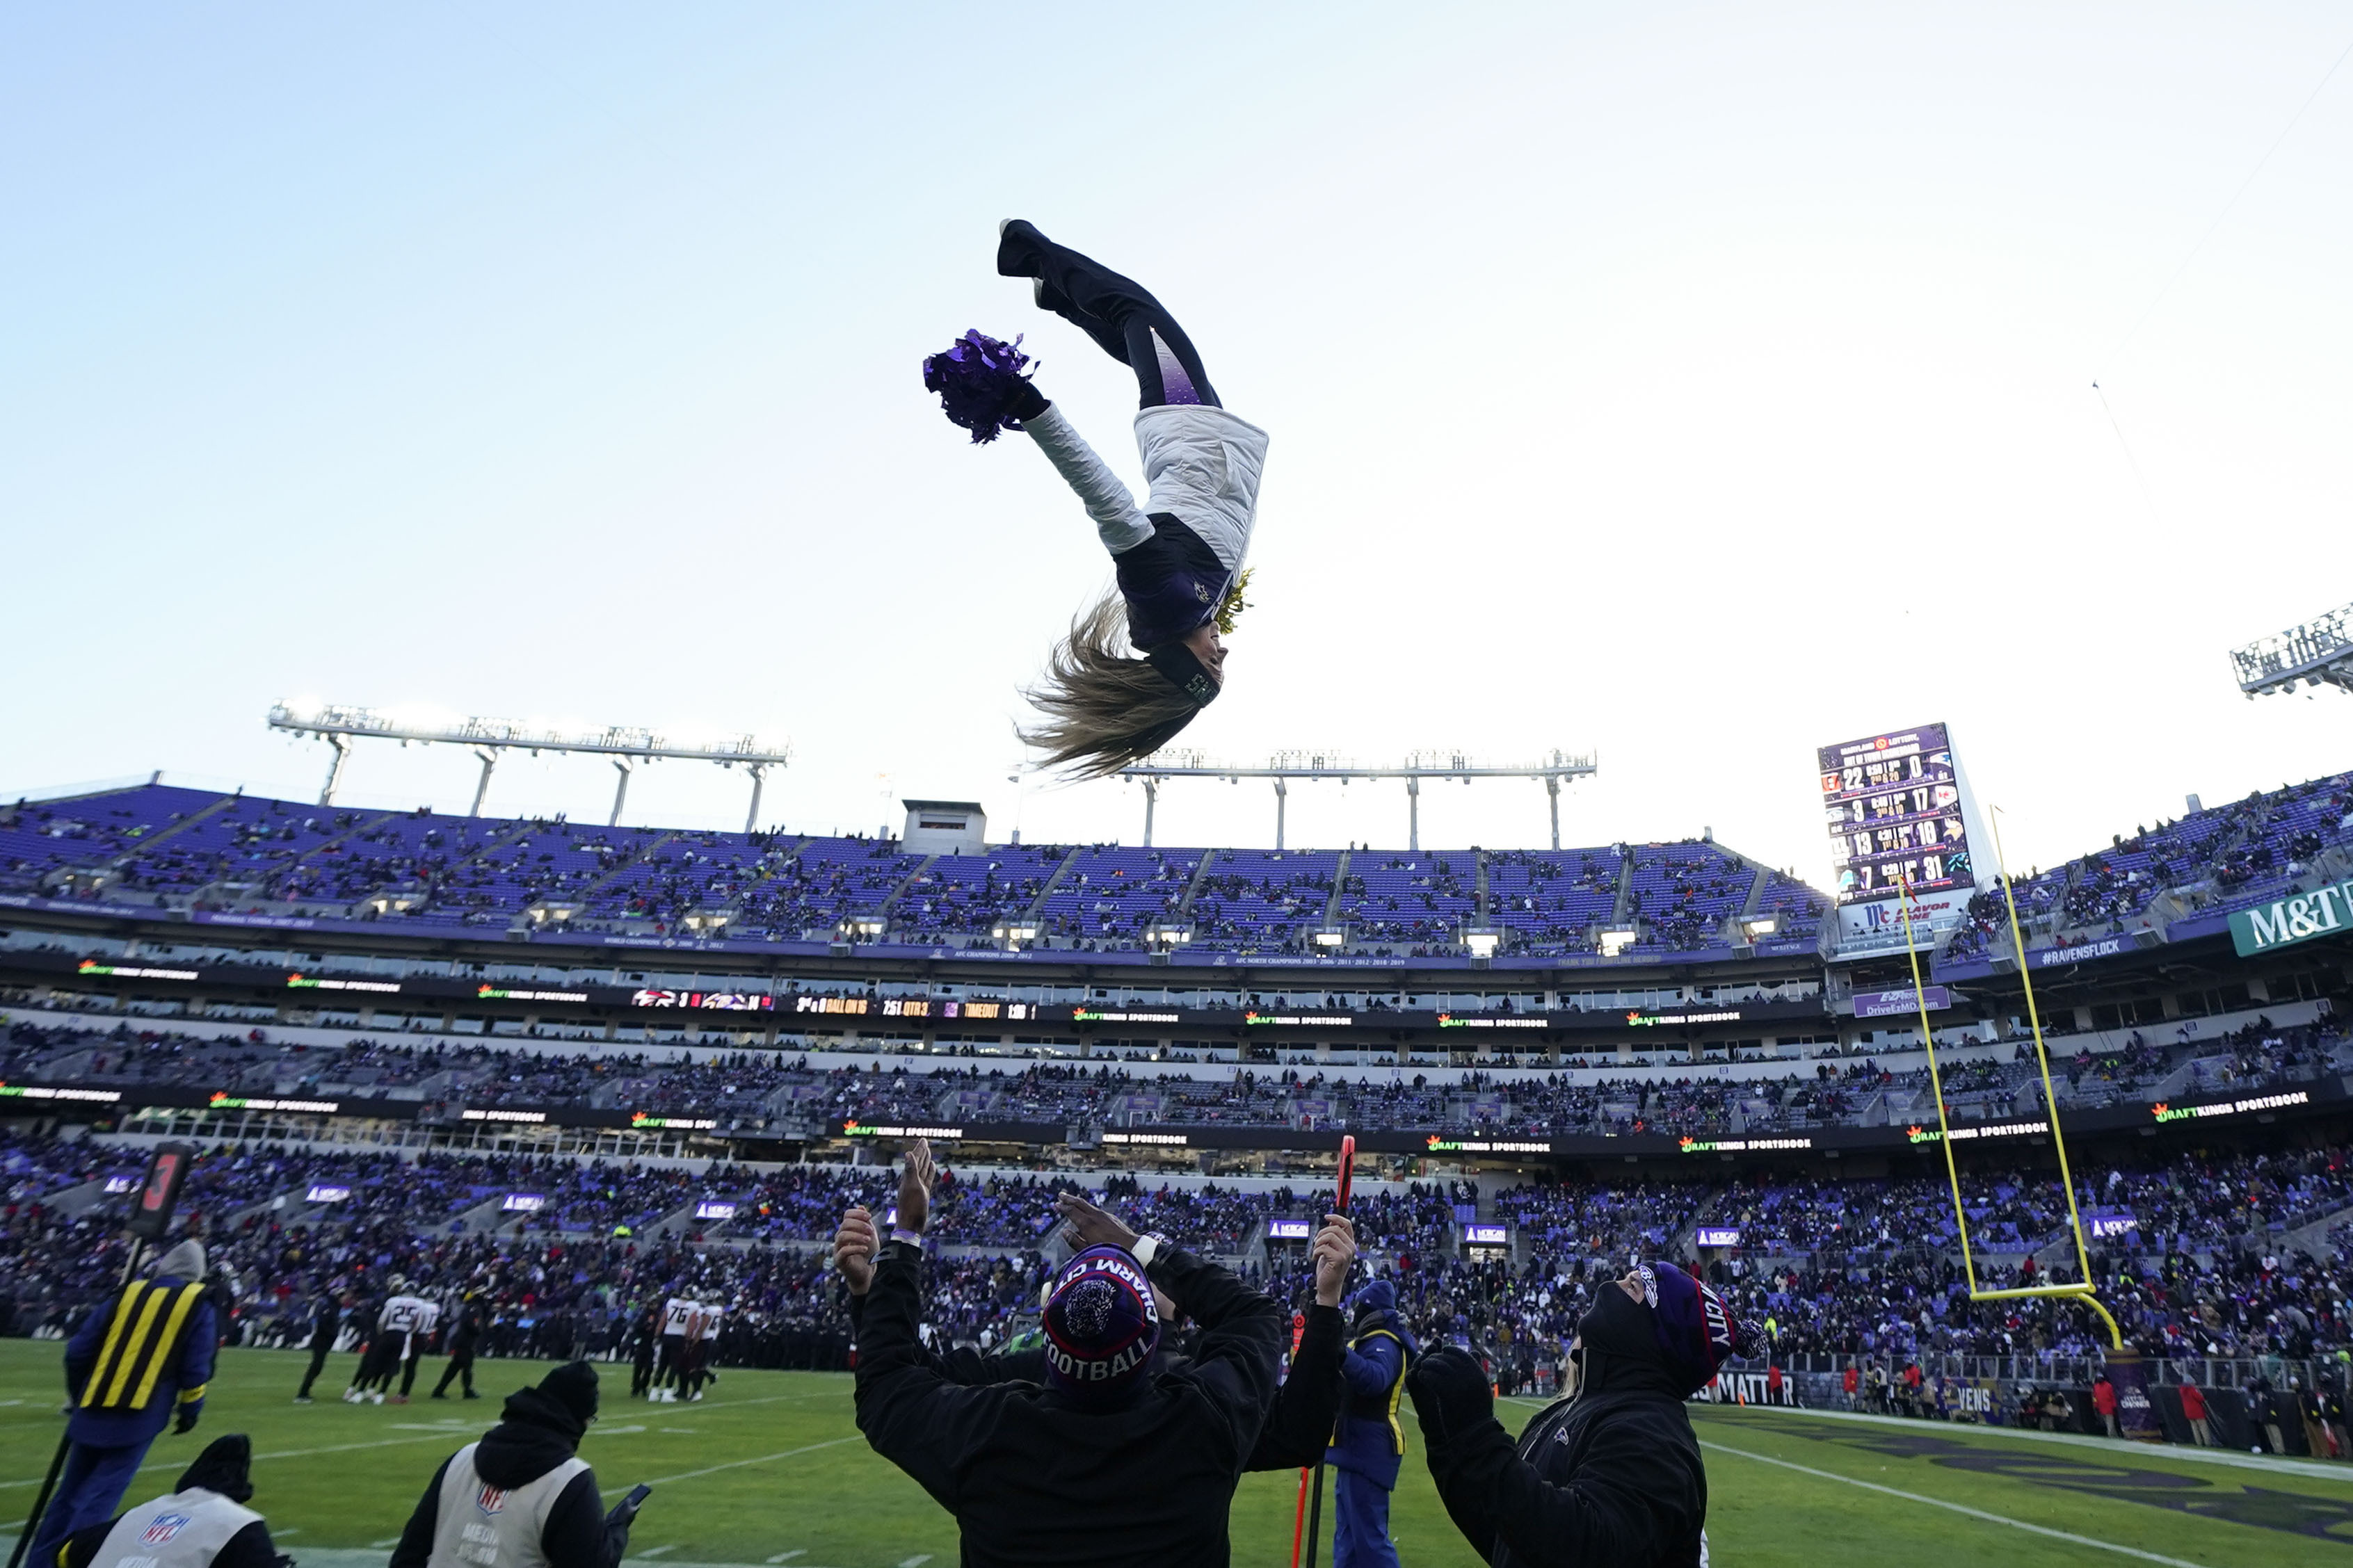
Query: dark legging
[[997, 221, 1219, 410], [296, 1340, 332, 1398]]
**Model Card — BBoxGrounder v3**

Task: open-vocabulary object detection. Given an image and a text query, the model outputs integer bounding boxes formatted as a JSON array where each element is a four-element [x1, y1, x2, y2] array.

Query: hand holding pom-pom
[[922, 329, 1034, 444]]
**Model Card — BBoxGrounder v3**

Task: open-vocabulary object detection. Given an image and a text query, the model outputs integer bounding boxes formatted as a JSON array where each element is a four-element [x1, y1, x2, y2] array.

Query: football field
[[2, 1345, 2347, 1566]]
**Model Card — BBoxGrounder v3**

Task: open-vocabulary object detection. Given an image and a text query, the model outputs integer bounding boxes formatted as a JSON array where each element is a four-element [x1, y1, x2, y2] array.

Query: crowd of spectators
[[3, 1126, 2350, 1393], [1942, 773, 2353, 960], [1, 784, 1843, 957]]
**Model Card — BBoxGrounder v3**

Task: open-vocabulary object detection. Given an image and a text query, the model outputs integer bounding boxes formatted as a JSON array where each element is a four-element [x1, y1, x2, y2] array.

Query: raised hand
[[833, 1206, 878, 1294], [1310, 1213, 1356, 1307], [896, 1140, 936, 1235], [1055, 1190, 1141, 1253]]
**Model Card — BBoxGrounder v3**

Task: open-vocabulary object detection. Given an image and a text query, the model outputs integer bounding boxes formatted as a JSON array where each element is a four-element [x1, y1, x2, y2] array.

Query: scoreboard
[[1818, 723, 1975, 906]]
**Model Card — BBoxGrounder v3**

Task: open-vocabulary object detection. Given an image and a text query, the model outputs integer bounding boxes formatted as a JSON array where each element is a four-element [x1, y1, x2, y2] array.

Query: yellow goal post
[[1893, 813, 2122, 1350]]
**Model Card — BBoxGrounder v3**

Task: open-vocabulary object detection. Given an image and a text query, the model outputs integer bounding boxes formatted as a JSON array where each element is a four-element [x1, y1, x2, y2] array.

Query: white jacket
[[1022, 403, 1270, 572]]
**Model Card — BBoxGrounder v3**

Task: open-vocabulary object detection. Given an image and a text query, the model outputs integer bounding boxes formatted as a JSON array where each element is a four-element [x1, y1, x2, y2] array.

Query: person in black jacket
[[294, 1291, 343, 1405], [53, 1435, 283, 1568], [852, 1140, 1283, 1567], [1407, 1261, 1751, 1568], [388, 1361, 646, 1568], [431, 1295, 483, 1401], [831, 1193, 1354, 1473]]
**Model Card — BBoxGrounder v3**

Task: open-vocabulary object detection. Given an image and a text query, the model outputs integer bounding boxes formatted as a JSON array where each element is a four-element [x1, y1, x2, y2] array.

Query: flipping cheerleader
[[924, 222, 1270, 776]]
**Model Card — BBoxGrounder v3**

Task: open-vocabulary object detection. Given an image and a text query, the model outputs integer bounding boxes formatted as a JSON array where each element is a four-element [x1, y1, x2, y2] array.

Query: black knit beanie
[[540, 1360, 600, 1426]]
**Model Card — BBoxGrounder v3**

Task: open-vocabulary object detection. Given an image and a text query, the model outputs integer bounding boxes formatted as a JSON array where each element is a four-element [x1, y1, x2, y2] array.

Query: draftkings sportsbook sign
[[2227, 878, 2353, 958]]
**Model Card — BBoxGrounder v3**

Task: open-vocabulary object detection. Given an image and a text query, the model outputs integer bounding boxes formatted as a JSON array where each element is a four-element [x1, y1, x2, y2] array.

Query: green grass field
[[3, 1345, 2348, 1566]]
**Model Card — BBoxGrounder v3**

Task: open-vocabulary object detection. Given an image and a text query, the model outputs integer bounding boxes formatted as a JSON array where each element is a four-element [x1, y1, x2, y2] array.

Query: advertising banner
[[2227, 878, 2353, 957], [1852, 985, 1951, 1019]]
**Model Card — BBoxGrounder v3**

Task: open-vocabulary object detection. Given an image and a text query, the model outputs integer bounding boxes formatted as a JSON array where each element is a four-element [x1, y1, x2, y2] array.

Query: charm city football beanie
[[1637, 1261, 1749, 1396], [1042, 1246, 1160, 1406]]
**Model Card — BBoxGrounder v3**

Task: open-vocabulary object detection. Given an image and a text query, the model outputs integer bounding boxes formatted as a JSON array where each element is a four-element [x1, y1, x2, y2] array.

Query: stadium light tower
[[1116, 748, 1596, 850], [266, 703, 792, 829], [2230, 597, 2353, 698]]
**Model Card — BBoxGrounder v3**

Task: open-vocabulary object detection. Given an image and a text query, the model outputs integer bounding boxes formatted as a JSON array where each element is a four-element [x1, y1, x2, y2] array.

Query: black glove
[[1406, 1345, 1494, 1449], [603, 1485, 648, 1568], [172, 1405, 201, 1435]]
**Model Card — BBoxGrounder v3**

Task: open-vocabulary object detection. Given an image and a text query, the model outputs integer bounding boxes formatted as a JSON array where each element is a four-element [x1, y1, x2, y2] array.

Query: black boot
[[997, 220, 1146, 364]]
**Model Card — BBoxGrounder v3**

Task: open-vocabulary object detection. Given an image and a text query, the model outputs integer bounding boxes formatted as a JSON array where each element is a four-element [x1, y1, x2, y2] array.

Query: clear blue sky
[[4, 4, 2348, 882]]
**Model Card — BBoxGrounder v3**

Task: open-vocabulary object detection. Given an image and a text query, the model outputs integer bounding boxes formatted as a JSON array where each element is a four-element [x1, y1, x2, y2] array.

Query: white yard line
[[763, 1553, 805, 1564], [1698, 1401, 2353, 1486], [629, 1435, 864, 1487], [1699, 1439, 2211, 1568], [1503, 1397, 2353, 1487], [3, 1431, 466, 1490]]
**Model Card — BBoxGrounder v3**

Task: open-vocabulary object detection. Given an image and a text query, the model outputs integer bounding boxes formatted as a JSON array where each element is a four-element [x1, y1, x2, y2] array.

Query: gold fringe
[[1214, 568, 1255, 636]]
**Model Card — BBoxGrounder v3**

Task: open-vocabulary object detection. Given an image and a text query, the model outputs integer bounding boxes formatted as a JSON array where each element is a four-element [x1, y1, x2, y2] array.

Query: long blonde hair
[[1019, 589, 1205, 779]]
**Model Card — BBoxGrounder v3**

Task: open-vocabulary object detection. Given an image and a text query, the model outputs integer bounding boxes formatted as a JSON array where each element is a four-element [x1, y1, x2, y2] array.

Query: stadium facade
[[3, 773, 2345, 1177]]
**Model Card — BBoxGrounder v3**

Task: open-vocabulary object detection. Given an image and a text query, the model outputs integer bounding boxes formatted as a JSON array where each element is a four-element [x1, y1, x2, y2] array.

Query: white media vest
[[427, 1441, 591, 1568], [88, 1487, 262, 1568]]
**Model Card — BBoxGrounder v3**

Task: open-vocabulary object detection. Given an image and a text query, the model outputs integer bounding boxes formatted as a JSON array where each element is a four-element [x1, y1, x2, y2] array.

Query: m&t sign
[[2228, 878, 2353, 957]]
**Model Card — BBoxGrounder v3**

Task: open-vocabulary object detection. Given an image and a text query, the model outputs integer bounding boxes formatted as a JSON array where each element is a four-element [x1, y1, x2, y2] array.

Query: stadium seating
[[5, 1017, 2345, 1136], [0, 784, 1837, 956]]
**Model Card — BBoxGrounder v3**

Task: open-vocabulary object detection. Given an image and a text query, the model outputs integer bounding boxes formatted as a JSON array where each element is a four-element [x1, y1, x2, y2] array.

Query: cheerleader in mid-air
[[923, 221, 1269, 777]]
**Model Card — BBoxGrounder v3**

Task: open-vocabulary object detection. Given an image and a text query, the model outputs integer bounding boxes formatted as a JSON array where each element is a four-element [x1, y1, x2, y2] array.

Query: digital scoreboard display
[[1819, 722, 1975, 905], [693, 1199, 739, 1221], [1463, 1223, 1509, 1245], [305, 1183, 353, 1204], [501, 1193, 545, 1213], [1267, 1219, 1313, 1240]]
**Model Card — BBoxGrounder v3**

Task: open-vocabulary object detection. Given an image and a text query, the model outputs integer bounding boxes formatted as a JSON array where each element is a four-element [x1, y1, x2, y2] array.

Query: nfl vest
[[80, 1281, 209, 1412], [428, 1441, 591, 1568], [88, 1488, 260, 1568]]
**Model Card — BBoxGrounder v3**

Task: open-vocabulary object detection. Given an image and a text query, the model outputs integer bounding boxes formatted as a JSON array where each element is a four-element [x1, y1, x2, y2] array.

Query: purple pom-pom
[[922, 329, 1034, 445]]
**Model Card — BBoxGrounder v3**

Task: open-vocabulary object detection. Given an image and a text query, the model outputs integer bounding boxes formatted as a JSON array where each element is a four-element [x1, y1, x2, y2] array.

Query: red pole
[[1298, 1134, 1357, 1568], [1289, 1466, 1311, 1568]]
